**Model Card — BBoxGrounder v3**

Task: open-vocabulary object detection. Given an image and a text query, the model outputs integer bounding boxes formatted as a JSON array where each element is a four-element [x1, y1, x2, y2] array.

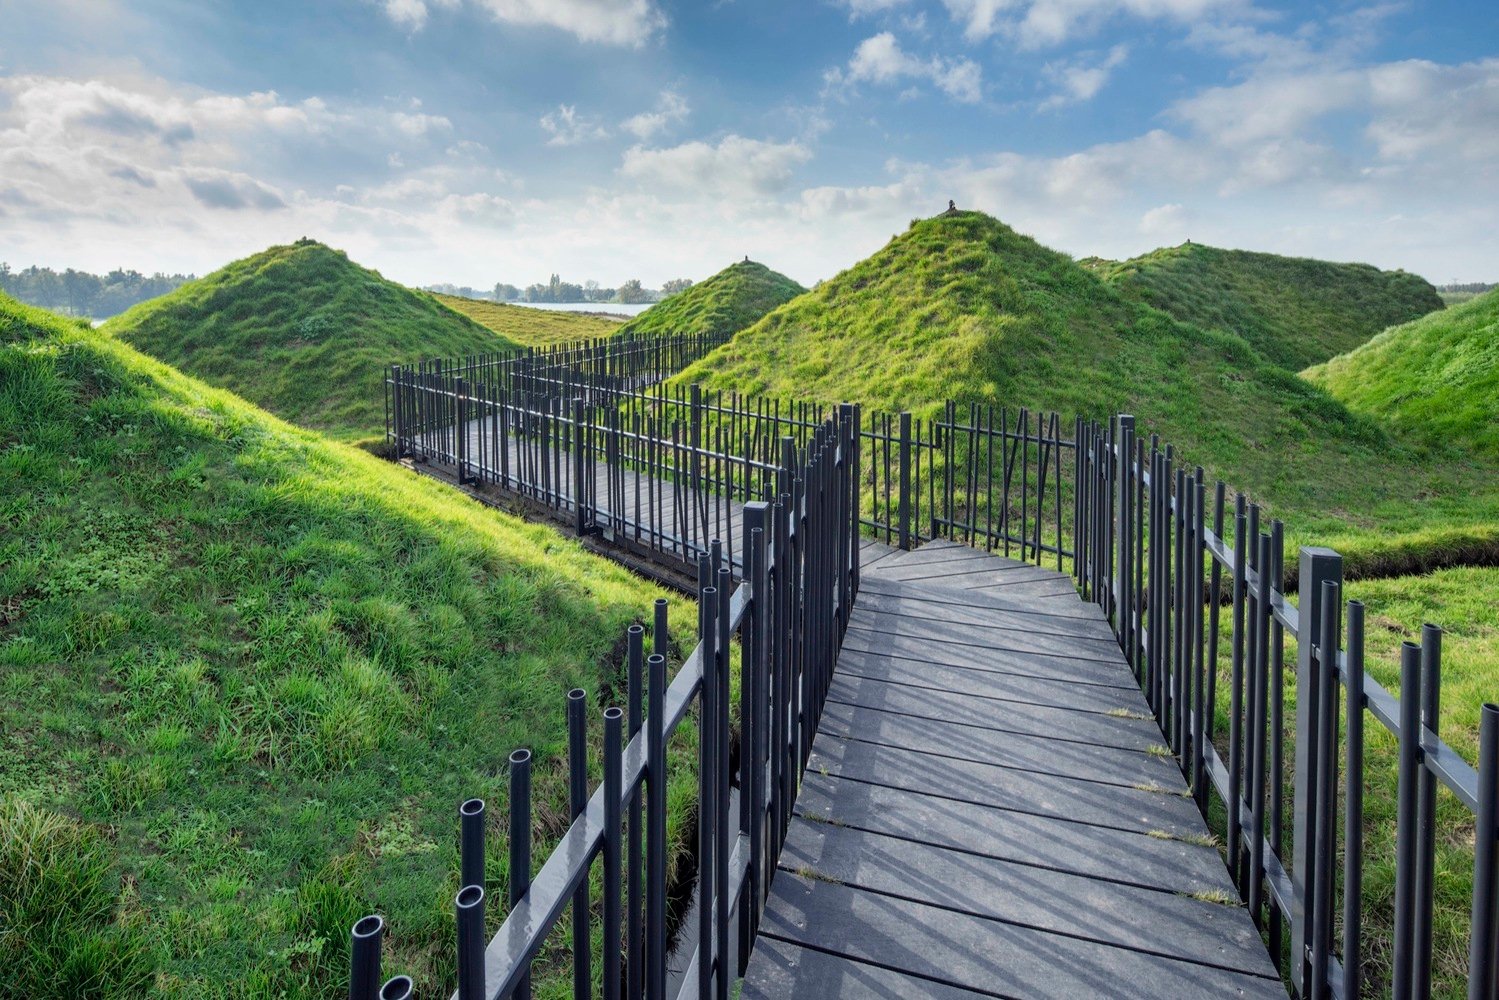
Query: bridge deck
[[742, 541, 1283, 999]]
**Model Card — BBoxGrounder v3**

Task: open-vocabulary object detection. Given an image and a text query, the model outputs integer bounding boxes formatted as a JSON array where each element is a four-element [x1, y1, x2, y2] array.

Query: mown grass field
[[104, 240, 517, 443], [1083, 242, 1442, 370], [433, 294, 625, 347], [1303, 288, 1499, 460], [0, 292, 700, 998], [617, 260, 804, 340]]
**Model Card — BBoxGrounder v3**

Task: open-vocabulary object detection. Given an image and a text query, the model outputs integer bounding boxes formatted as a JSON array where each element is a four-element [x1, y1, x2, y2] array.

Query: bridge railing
[[388, 352, 1075, 575], [350, 405, 862, 1000], [1077, 413, 1496, 1000]]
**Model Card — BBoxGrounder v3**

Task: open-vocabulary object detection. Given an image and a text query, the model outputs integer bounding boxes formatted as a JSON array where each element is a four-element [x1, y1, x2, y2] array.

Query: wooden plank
[[833, 651, 1138, 713], [759, 878, 1282, 999], [742, 935, 991, 1000], [835, 632, 1144, 694], [851, 589, 1115, 641], [867, 559, 1068, 587], [856, 579, 1105, 622], [793, 773, 1231, 895], [817, 701, 1180, 789], [844, 614, 1123, 664], [827, 672, 1163, 751], [806, 737, 1205, 839], [778, 821, 1277, 977]]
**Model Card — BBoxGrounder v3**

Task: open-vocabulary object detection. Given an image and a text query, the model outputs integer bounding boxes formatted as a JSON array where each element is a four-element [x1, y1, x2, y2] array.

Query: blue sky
[[1, 0, 1495, 288]]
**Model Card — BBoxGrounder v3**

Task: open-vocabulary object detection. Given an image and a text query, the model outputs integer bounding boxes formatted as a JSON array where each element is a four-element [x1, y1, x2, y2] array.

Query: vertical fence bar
[[603, 706, 624, 1000], [1292, 546, 1342, 995], [1470, 704, 1499, 1000], [456, 885, 485, 1000], [697, 583, 717, 1000], [568, 688, 592, 999], [350, 915, 384, 1000], [645, 651, 667, 1000], [1344, 600, 1366, 1000], [626, 626, 644, 1000], [460, 798, 485, 894], [510, 748, 533, 1000], [897, 412, 912, 550], [1413, 625, 1442, 999], [1394, 640, 1423, 1000]]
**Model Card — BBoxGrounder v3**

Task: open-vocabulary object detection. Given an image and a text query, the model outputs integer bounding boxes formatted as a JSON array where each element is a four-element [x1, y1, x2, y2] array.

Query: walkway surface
[[741, 540, 1284, 999]]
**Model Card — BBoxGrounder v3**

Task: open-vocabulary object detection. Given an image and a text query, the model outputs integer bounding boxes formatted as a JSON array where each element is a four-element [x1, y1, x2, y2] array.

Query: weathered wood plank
[[757, 877, 1283, 999], [778, 821, 1277, 977]]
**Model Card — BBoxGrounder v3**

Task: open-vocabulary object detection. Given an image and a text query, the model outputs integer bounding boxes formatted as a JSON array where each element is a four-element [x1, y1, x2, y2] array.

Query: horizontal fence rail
[[1075, 413, 1497, 1000], [353, 405, 861, 1000]]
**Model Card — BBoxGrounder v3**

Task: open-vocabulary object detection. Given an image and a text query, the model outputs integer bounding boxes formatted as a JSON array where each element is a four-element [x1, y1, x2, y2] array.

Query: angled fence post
[[1291, 546, 1342, 997]]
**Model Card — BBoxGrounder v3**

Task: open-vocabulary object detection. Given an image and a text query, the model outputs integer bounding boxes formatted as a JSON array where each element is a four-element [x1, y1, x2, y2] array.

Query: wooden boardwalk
[[409, 426, 1286, 998], [742, 540, 1284, 999]]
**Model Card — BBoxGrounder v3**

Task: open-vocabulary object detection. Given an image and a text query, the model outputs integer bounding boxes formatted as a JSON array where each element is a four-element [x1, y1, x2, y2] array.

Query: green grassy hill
[[1303, 288, 1499, 458], [104, 239, 517, 442], [676, 211, 1498, 574], [0, 291, 692, 997], [617, 260, 804, 339], [434, 293, 624, 347], [1082, 242, 1442, 370]]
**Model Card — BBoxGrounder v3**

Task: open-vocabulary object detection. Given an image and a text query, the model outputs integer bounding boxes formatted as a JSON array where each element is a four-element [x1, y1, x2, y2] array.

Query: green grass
[[1082, 242, 1442, 370], [1303, 289, 1499, 459], [617, 260, 804, 340], [676, 211, 1499, 577], [433, 295, 624, 348], [0, 291, 699, 997], [103, 240, 518, 443]]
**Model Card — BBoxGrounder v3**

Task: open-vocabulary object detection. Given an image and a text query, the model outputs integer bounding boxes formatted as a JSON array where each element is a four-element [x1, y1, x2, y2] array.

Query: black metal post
[[509, 748, 532, 1000], [350, 914, 383, 1000]]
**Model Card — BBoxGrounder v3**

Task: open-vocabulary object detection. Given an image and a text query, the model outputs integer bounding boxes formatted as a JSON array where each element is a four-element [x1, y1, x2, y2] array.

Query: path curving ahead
[[741, 540, 1284, 999]]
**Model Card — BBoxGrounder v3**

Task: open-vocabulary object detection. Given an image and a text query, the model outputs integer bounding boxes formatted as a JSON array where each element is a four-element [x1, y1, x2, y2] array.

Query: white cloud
[[619, 135, 812, 198], [1040, 43, 1128, 109], [835, 32, 984, 103], [941, 0, 1234, 48], [621, 90, 689, 140], [1139, 202, 1188, 237], [374, 0, 665, 45], [539, 104, 609, 145], [834, 0, 910, 15]]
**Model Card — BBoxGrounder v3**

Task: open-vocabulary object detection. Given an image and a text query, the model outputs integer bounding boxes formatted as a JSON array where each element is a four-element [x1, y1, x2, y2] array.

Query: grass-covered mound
[[434, 294, 624, 347], [617, 260, 804, 339], [676, 212, 1499, 574], [105, 239, 517, 442], [1083, 242, 1442, 370], [0, 292, 693, 997], [1303, 289, 1499, 459]]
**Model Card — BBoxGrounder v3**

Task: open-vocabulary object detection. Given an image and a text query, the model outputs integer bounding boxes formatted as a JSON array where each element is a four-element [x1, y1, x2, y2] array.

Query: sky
[[0, 0, 1495, 289]]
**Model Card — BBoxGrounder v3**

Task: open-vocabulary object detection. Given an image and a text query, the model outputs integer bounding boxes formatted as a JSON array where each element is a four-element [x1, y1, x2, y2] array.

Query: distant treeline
[[0, 263, 194, 318], [1437, 282, 1495, 293], [426, 274, 692, 306]]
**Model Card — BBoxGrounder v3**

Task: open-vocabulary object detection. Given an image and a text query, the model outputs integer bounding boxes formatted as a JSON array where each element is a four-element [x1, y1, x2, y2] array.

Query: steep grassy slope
[[1303, 289, 1499, 459], [105, 240, 517, 441], [617, 260, 804, 339], [677, 212, 1498, 572], [0, 292, 693, 998], [1083, 242, 1442, 369], [434, 294, 624, 347]]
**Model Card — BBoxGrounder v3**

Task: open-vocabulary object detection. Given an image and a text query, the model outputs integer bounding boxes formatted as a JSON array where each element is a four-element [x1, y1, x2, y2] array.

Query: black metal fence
[[1074, 413, 1497, 1000], [375, 332, 1496, 1000], [387, 356, 1074, 576], [353, 404, 861, 1000]]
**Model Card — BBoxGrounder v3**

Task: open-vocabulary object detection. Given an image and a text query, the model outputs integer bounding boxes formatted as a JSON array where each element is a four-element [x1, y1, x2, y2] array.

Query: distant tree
[[493, 282, 521, 301], [62, 269, 102, 316], [660, 278, 693, 297], [615, 279, 650, 304]]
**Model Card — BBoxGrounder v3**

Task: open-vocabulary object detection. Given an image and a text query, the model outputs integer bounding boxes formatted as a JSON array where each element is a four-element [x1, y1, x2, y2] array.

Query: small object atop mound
[[945, 199, 958, 215]]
